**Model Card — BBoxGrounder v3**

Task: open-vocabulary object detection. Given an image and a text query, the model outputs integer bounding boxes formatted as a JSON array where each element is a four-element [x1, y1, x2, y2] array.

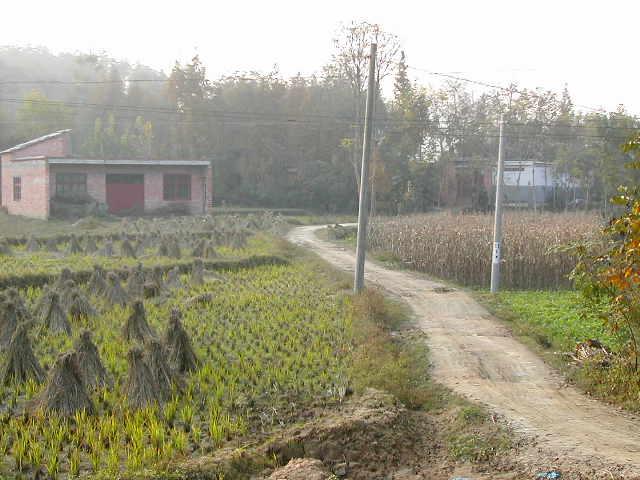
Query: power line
[[0, 97, 358, 123], [2, 95, 639, 132], [406, 65, 633, 116], [0, 74, 329, 87]]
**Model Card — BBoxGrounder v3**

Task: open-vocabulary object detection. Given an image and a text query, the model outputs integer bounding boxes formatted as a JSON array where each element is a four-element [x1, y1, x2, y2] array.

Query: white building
[[494, 160, 577, 207]]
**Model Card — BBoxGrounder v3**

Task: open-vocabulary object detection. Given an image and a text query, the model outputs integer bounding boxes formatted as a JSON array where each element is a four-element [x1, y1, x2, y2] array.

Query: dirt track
[[288, 225, 640, 476]]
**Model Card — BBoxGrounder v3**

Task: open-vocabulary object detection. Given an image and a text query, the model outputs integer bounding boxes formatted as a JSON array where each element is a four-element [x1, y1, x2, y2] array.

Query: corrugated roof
[[0, 129, 71, 154], [48, 158, 210, 167]]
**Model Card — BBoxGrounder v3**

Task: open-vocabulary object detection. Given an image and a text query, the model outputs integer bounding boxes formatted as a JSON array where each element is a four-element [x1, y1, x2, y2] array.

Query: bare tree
[[332, 21, 400, 195]]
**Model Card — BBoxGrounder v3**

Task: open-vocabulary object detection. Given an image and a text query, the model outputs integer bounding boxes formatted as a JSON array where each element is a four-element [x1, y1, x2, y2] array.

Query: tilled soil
[[287, 225, 640, 479]]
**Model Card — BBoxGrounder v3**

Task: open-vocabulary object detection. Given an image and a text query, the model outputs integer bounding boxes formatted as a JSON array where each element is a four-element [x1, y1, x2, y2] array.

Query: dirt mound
[[176, 389, 427, 480], [268, 458, 332, 480], [263, 389, 430, 480]]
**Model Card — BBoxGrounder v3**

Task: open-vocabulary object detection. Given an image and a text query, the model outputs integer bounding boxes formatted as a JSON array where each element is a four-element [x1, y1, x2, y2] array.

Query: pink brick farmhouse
[[0, 130, 213, 219]]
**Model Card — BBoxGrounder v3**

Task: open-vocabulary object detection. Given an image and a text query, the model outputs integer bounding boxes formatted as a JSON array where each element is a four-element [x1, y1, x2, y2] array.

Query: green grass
[[479, 290, 622, 352]]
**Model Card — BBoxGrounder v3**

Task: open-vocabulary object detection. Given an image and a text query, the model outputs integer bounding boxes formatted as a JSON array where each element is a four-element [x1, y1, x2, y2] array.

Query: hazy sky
[[2, 0, 638, 114]]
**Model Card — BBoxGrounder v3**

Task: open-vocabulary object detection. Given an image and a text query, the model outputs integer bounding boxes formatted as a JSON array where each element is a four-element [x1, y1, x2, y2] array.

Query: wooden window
[[163, 174, 191, 201], [56, 173, 87, 197], [13, 177, 21, 201]]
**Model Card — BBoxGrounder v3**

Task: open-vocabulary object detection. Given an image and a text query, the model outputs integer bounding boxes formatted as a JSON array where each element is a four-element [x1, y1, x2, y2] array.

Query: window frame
[[55, 172, 88, 198], [163, 174, 191, 201], [13, 177, 21, 202]]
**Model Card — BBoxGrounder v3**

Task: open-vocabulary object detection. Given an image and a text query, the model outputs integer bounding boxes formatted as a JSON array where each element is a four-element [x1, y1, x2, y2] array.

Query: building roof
[[0, 129, 71, 154], [48, 158, 210, 167]]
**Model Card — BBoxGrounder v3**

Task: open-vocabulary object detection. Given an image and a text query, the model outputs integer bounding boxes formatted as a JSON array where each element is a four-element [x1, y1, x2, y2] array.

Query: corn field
[[368, 212, 601, 290]]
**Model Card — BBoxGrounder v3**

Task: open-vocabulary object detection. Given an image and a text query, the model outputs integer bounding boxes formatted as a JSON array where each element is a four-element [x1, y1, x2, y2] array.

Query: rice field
[[368, 212, 601, 289], [0, 214, 286, 286], [0, 261, 352, 478], [0, 213, 359, 478]]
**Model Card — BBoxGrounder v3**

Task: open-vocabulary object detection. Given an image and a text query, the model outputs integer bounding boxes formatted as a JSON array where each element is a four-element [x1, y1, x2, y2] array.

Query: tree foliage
[[572, 134, 640, 370], [0, 42, 638, 213]]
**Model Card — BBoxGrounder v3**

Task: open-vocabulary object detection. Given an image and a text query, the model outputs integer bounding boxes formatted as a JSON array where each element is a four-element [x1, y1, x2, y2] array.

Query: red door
[[106, 174, 144, 214]]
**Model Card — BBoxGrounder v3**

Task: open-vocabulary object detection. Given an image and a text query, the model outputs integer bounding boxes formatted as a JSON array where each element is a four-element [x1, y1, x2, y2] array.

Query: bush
[[573, 134, 640, 371]]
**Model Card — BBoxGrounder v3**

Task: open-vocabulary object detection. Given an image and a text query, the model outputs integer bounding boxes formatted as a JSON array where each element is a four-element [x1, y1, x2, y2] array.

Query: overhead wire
[[0, 70, 638, 143], [406, 65, 636, 116]]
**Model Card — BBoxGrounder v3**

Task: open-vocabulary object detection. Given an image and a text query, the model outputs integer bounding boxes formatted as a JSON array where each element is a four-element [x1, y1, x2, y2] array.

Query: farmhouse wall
[[15, 135, 71, 159], [0, 155, 50, 219], [144, 167, 208, 214], [50, 164, 211, 214]]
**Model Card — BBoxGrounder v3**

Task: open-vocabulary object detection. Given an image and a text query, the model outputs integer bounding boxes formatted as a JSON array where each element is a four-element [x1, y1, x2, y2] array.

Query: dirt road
[[288, 225, 640, 476]]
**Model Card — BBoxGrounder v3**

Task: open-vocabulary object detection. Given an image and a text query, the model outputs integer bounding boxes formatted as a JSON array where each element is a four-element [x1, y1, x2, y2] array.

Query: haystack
[[127, 263, 146, 298], [168, 237, 181, 259], [148, 266, 165, 292], [157, 237, 169, 256], [100, 240, 114, 257], [120, 239, 137, 258], [0, 299, 21, 348], [143, 282, 161, 299], [133, 239, 145, 256], [165, 308, 198, 373], [67, 290, 96, 322], [74, 330, 109, 390], [6, 288, 29, 322], [59, 280, 77, 311], [123, 300, 156, 343], [34, 286, 53, 318], [141, 234, 155, 251], [45, 237, 59, 253], [191, 238, 206, 258], [84, 235, 98, 254], [165, 267, 183, 290], [67, 234, 83, 255], [54, 268, 73, 291], [25, 236, 40, 252], [191, 259, 204, 285], [41, 292, 71, 335], [186, 292, 213, 307], [230, 231, 248, 249], [203, 240, 219, 259], [145, 339, 182, 400], [32, 351, 94, 416], [88, 265, 108, 295], [105, 272, 129, 307], [0, 240, 12, 256], [124, 346, 161, 409], [1, 324, 44, 385]]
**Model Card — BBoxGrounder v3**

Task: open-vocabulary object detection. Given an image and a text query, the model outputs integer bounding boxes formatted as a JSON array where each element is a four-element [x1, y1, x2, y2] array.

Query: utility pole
[[354, 43, 377, 294], [531, 161, 537, 213], [490, 114, 505, 294]]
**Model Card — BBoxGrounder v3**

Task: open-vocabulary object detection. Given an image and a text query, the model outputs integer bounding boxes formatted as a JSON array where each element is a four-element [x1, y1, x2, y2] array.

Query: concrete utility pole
[[354, 43, 377, 294], [532, 160, 537, 213], [490, 114, 505, 294]]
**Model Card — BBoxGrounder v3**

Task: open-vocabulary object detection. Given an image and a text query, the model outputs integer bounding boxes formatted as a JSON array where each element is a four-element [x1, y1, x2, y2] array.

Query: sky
[[1, 0, 638, 114]]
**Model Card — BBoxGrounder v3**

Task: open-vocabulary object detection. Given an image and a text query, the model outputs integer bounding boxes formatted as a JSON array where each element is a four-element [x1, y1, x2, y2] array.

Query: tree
[[167, 55, 213, 159], [15, 90, 72, 140], [573, 134, 640, 371], [379, 51, 430, 213], [331, 21, 400, 195]]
